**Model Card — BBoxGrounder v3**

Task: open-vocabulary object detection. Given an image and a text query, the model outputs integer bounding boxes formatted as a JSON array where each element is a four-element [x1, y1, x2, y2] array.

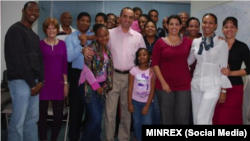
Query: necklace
[[163, 36, 183, 47], [46, 38, 56, 51]]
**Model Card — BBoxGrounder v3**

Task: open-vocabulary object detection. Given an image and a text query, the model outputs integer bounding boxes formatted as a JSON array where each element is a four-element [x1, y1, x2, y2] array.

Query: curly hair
[[134, 48, 150, 66]]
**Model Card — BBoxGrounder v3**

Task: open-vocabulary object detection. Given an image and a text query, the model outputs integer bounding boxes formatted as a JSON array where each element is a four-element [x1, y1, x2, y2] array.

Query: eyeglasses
[[107, 18, 115, 22]]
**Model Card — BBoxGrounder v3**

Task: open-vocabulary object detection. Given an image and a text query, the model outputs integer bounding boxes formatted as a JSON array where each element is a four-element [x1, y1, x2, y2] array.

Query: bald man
[[57, 12, 76, 41], [178, 12, 189, 36], [57, 12, 76, 89], [162, 17, 168, 36], [57, 12, 77, 141], [57, 12, 76, 101]]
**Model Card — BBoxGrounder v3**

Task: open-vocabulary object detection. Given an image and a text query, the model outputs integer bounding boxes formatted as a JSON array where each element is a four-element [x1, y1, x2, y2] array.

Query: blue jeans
[[132, 100, 153, 141], [8, 80, 39, 141], [152, 94, 161, 125], [80, 83, 105, 141]]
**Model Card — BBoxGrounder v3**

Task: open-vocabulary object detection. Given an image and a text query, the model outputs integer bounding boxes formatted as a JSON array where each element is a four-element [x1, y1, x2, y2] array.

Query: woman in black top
[[213, 17, 250, 125], [143, 20, 161, 125], [143, 20, 159, 55]]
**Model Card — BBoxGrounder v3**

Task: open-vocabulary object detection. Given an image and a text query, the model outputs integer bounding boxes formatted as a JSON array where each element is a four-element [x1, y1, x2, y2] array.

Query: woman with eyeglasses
[[106, 13, 117, 29]]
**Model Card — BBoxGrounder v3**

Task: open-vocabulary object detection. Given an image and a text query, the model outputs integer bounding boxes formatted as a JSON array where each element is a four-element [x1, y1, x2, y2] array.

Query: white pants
[[191, 85, 220, 125]]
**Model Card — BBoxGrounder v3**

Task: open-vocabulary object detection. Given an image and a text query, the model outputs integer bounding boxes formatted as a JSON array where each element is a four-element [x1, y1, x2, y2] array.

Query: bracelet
[[221, 89, 227, 94], [64, 81, 68, 84], [40, 81, 44, 87]]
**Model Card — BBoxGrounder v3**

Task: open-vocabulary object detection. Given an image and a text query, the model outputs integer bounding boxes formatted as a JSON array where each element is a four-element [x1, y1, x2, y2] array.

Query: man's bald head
[[179, 12, 189, 27], [60, 12, 72, 27], [178, 12, 189, 17]]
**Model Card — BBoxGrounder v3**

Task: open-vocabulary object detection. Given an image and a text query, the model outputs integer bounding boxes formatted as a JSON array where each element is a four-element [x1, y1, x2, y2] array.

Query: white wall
[[190, 1, 230, 16], [38, 1, 52, 39], [191, 0, 250, 124], [1, 1, 39, 80]]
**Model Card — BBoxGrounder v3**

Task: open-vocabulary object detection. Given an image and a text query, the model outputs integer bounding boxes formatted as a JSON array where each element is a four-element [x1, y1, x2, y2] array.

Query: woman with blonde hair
[[38, 18, 68, 141]]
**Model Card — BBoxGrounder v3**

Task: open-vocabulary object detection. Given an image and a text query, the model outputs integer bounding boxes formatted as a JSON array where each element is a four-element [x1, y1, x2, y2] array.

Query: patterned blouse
[[81, 41, 114, 103]]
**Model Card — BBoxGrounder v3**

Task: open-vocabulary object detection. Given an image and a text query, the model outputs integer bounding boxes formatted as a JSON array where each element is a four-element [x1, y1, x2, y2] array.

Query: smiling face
[[144, 21, 157, 37], [202, 15, 217, 37], [138, 49, 150, 65], [167, 18, 181, 36], [187, 19, 200, 38], [46, 24, 58, 38], [107, 15, 116, 29], [138, 16, 148, 31], [134, 10, 142, 20], [77, 16, 90, 33], [96, 27, 109, 48], [149, 11, 158, 23], [223, 21, 237, 39], [120, 8, 134, 31], [60, 12, 72, 27], [179, 12, 189, 27], [22, 3, 39, 24]]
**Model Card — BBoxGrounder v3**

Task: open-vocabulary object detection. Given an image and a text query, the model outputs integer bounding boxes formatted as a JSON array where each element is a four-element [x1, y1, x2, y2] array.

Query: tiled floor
[[1, 118, 135, 141]]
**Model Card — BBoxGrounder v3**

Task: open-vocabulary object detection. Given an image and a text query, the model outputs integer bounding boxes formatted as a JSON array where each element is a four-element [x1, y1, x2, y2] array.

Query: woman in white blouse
[[188, 13, 232, 125]]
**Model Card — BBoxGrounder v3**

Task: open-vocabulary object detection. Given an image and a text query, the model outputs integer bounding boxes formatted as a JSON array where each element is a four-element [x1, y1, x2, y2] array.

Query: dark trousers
[[68, 68, 84, 141], [38, 100, 64, 140], [152, 94, 161, 125]]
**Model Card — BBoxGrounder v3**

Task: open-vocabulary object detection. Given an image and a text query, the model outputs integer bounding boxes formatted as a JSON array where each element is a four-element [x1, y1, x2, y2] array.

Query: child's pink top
[[131, 20, 141, 32], [130, 66, 152, 103]]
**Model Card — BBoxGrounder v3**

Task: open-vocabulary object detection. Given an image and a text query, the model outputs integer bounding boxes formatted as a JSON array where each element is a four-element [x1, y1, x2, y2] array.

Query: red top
[[151, 37, 192, 91]]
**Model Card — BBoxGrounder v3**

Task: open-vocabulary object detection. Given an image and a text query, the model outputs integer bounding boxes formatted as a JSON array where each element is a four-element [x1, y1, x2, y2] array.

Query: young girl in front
[[128, 48, 155, 141]]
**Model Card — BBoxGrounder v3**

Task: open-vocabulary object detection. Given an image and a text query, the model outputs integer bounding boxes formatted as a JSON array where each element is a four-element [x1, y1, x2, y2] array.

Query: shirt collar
[[59, 24, 74, 32], [76, 29, 92, 35], [117, 25, 133, 35]]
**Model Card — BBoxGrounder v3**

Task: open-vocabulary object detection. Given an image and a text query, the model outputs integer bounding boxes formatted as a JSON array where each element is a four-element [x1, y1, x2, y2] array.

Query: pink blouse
[[79, 52, 108, 90]]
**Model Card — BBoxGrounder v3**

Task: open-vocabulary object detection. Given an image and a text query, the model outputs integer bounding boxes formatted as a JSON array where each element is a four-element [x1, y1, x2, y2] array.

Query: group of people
[[4, 1, 250, 141]]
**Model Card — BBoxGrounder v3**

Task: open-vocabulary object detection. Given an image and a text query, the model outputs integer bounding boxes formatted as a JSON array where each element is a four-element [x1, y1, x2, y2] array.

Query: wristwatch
[[80, 43, 85, 47], [221, 89, 227, 94]]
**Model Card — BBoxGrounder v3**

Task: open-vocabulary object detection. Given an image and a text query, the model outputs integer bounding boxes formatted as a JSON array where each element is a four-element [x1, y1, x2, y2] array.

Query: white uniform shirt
[[188, 36, 232, 91], [57, 25, 76, 41]]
